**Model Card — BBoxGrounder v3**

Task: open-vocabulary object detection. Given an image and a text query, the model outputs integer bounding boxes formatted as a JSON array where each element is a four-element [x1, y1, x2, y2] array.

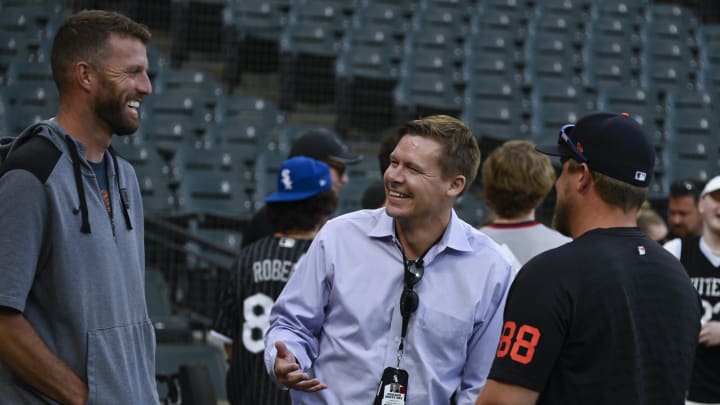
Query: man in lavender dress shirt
[[264, 115, 513, 405]]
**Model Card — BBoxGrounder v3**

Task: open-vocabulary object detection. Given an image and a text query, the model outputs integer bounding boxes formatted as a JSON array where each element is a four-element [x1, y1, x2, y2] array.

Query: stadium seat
[[152, 68, 224, 98], [278, 21, 342, 109], [581, 33, 638, 88], [5, 60, 54, 85], [596, 85, 662, 143], [210, 116, 279, 155], [221, 0, 287, 83], [453, 193, 490, 228], [394, 71, 462, 124], [335, 26, 401, 131], [146, 43, 169, 84], [337, 177, 377, 215], [0, 82, 58, 136], [665, 88, 716, 139], [410, 3, 469, 43], [113, 139, 177, 215], [141, 114, 209, 159], [0, 4, 65, 42], [156, 342, 227, 402], [469, 6, 527, 49], [662, 88, 719, 183], [462, 35, 522, 85], [697, 23, 720, 47], [351, 1, 413, 40], [404, 24, 464, 66], [175, 170, 255, 222], [214, 95, 285, 127], [0, 31, 50, 86], [698, 43, 720, 93], [529, 81, 595, 145], [589, 0, 647, 27], [462, 76, 528, 143], [639, 20, 695, 93], [169, 0, 226, 65], [395, 31, 462, 120], [252, 151, 286, 208], [523, 31, 581, 86], [172, 142, 255, 198]]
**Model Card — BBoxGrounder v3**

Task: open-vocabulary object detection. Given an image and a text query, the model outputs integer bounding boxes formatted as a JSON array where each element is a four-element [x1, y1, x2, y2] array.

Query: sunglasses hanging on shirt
[[373, 244, 426, 405]]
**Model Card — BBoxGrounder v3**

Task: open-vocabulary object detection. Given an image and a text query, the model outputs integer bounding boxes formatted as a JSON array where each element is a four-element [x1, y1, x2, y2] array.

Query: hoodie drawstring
[[109, 146, 133, 231], [63, 136, 91, 234], [63, 139, 134, 234]]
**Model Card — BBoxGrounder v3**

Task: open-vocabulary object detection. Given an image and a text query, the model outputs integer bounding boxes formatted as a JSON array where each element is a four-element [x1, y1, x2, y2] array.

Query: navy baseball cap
[[535, 112, 655, 187], [265, 156, 332, 203], [289, 129, 363, 164]]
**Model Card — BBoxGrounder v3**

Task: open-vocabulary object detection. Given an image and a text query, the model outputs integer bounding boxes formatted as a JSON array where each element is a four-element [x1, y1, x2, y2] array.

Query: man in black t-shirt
[[476, 112, 702, 405], [212, 156, 338, 405]]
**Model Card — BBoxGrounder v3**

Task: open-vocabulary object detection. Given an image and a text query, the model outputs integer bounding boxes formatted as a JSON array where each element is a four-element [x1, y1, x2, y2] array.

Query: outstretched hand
[[274, 341, 328, 392]]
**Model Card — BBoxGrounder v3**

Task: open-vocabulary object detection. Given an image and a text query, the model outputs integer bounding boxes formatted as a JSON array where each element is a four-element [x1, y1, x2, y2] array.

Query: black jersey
[[488, 228, 701, 405], [214, 236, 313, 405], [681, 236, 720, 403]]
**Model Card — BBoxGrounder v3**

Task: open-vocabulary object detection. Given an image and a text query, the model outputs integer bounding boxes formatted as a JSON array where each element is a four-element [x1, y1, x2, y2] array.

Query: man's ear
[[576, 163, 593, 194], [448, 175, 466, 198], [75, 61, 93, 92]]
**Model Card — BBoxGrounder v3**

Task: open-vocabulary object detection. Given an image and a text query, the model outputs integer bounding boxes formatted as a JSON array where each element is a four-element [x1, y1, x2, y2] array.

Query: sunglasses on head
[[558, 124, 588, 164]]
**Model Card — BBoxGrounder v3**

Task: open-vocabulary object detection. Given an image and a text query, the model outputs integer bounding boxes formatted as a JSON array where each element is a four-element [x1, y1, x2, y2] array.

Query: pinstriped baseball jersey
[[214, 236, 313, 405]]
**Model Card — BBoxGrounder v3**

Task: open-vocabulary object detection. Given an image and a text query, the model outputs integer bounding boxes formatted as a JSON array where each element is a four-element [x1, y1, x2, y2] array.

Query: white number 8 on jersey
[[243, 292, 275, 353]]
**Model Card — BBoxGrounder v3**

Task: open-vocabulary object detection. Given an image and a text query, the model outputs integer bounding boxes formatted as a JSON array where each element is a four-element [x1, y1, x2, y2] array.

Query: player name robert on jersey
[[253, 259, 296, 283]]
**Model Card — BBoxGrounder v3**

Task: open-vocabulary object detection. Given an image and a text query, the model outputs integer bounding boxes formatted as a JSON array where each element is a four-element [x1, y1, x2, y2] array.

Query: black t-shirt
[[214, 236, 313, 405], [488, 227, 701, 405], [681, 236, 720, 402]]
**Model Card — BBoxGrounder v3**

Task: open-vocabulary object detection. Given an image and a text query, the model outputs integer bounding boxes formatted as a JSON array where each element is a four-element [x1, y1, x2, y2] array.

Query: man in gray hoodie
[[0, 10, 157, 404]]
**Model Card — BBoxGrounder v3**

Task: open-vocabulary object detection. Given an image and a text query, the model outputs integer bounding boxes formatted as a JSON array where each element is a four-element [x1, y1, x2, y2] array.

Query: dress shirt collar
[[367, 209, 475, 256]]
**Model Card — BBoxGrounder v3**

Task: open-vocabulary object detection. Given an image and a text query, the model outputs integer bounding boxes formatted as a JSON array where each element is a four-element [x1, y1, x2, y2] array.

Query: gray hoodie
[[0, 120, 158, 404]]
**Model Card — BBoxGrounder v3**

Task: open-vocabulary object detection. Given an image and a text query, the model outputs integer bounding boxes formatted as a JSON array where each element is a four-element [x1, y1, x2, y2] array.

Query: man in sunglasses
[[241, 128, 363, 248], [264, 115, 514, 404], [476, 112, 701, 405]]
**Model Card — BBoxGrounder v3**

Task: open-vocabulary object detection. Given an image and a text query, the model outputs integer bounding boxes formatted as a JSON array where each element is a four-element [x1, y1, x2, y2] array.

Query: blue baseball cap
[[265, 156, 332, 203]]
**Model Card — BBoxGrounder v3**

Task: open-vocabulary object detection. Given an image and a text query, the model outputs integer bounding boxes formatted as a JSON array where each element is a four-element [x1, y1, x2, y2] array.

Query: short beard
[[96, 98, 138, 135], [552, 198, 572, 238]]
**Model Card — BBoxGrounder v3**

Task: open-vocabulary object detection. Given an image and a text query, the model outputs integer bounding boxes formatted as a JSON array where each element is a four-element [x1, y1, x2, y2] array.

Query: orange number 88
[[496, 321, 541, 365]]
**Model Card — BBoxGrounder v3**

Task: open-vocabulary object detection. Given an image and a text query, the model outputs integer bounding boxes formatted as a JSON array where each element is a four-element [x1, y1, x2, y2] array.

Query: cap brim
[[265, 189, 321, 203], [328, 153, 364, 165], [535, 143, 572, 157]]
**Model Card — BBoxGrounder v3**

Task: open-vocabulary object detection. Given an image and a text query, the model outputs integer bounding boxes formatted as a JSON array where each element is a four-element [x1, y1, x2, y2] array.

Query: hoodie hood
[[2, 119, 132, 234], [0, 135, 15, 164]]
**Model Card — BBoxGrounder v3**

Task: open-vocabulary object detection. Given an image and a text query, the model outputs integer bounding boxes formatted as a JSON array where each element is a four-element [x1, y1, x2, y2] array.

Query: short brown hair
[[566, 159, 647, 212], [482, 140, 556, 218], [397, 115, 480, 194], [51, 10, 151, 94]]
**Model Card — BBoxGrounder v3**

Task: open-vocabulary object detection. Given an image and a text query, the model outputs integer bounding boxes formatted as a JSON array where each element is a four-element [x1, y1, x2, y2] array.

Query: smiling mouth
[[388, 190, 409, 199]]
